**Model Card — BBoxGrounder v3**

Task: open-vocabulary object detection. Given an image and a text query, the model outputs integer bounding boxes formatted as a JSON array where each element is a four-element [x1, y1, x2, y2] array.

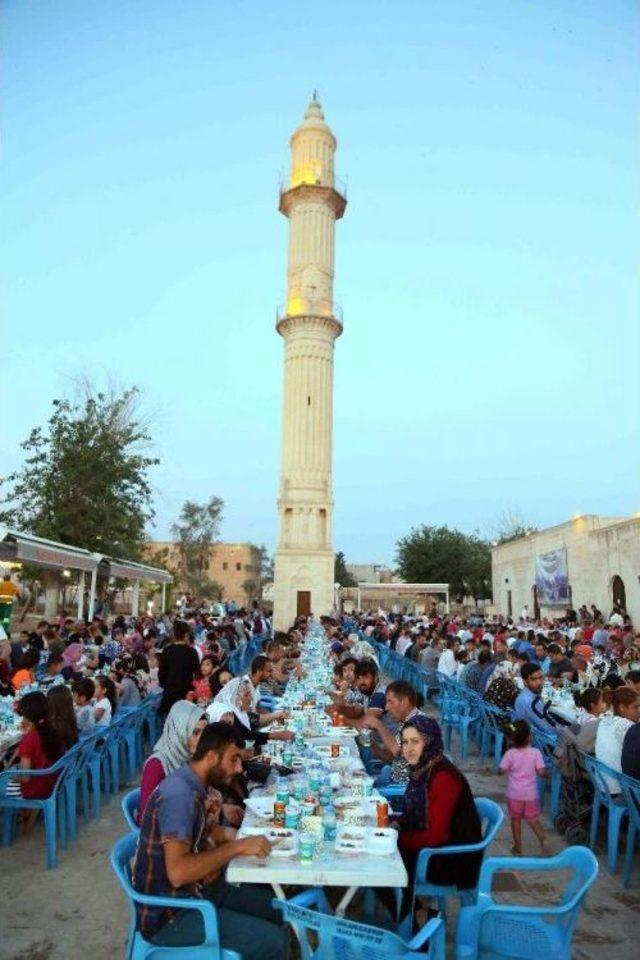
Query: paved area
[[0, 721, 637, 959]]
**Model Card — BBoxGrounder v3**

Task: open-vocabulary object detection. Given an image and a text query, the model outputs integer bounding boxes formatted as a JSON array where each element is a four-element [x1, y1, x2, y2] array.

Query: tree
[[171, 496, 224, 598], [395, 525, 492, 601], [492, 509, 538, 545], [0, 387, 158, 559], [242, 578, 258, 603], [334, 551, 357, 587]]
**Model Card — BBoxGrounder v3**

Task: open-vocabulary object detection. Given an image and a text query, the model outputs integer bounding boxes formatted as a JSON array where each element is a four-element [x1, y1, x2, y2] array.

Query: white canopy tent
[[0, 527, 172, 621]]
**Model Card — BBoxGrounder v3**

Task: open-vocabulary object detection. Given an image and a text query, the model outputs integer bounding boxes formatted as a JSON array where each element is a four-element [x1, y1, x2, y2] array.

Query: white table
[[0, 727, 21, 770], [226, 832, 408, 916], [228, 730, 408, 915]]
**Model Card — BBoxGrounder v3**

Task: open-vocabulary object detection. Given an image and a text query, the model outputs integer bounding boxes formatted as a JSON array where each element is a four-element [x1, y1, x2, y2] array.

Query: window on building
[[222, 562, 228, 571], [236, 562, 242, 571]]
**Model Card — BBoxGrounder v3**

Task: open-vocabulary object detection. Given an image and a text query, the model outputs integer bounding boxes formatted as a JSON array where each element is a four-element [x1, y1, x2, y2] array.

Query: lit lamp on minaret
[[272, 96, 347, 630]]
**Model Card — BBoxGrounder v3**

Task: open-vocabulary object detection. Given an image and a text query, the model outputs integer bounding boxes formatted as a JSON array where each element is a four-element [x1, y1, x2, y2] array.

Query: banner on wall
[[535, 547, 570, 605]]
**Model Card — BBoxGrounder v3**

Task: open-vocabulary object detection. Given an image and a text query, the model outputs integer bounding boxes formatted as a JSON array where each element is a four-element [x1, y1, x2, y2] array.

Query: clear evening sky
[[3, 0, 638, 564]]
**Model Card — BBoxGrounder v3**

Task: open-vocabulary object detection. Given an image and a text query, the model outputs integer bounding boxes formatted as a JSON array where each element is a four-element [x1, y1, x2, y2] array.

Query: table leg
[[335, 886, 358, 917], [271, 882, 286, 900]]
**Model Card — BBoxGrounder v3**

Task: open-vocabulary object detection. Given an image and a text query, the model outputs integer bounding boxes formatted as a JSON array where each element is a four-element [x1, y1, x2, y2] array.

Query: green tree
[[171, 496, 224, 598], [0, 387, 157, 559], [395, 525, 492, 601], [334, 551, 357, 587]]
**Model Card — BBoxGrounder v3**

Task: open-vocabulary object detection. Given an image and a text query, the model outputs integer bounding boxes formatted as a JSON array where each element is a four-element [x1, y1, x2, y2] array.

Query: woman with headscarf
[[138, 700, 207, 820], [397, 715, 482, 908], [209, 677, 294, 751]]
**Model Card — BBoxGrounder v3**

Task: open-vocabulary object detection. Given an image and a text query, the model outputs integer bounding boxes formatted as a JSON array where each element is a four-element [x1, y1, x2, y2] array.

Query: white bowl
[[367, 827, 397, 855]]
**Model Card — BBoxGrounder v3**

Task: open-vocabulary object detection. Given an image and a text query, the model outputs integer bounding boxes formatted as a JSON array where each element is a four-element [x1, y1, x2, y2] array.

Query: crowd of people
[[0, 598, 639, 955]]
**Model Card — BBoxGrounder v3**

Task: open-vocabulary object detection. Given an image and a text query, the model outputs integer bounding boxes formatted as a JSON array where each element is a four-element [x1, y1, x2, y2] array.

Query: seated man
[[361, 679, 425, 785], [546, 643, 576, 684], [333, 658, 386, 721], [133, 722, 288, 960], [514, 663, 572, 735]]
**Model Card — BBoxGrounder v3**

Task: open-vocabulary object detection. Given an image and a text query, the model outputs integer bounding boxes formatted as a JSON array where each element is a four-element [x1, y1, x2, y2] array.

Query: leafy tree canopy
[[171, 496, 224, 599], [395, 524, 492, 601], [335, 551, 357, 587], [0, 387, 158, 560]]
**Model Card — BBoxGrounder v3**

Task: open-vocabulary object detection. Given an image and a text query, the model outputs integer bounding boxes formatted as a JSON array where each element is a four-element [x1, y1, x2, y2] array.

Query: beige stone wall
[[146, 541, 261, 606], [491, 515, 640, 622]]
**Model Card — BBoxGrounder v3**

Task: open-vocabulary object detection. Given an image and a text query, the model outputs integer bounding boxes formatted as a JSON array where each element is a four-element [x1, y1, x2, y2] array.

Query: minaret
[[272, 96, 347, 630]]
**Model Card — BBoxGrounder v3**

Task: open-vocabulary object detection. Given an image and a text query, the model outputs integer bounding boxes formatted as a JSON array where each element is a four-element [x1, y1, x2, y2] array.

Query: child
[[6, 692, 63, 811], [190, 655, 216, 704], [94, 675, 117, 726], [72, 677, 96, 735], [499, 719, 548, 855]]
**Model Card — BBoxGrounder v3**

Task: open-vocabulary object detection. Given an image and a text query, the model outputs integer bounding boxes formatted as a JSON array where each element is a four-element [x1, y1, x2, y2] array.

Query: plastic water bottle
[[323, 805, 337, 842]]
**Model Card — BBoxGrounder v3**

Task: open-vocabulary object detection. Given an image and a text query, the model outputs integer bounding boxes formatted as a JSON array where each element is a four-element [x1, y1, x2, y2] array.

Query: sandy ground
[[0, 717, 638, 959]]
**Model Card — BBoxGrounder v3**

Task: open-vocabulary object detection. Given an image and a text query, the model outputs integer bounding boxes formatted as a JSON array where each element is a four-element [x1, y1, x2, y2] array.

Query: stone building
[[491, 515, 640, 624], [146, 541, 262, 606]]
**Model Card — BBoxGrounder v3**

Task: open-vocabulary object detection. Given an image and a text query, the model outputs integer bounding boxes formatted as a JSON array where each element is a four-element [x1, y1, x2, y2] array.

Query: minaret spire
[[272, 99, 347, 629]]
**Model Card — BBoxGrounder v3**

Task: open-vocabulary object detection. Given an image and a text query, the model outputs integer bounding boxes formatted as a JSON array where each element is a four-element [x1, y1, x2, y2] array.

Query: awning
[[99, 556, 173, 584], [0, 527, 98, 573]]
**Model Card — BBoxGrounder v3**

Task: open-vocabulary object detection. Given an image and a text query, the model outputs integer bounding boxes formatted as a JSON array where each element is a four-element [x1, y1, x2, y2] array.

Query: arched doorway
[[611, 575, 626, 611]]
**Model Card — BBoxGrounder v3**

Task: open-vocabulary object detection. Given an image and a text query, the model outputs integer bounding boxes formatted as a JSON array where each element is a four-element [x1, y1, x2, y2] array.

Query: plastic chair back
[[274, 895, 445, 960], [456, 846, 599, 960], [619, 772, 640, 887], [122, 788, 141, 831], [110, 832, 240, 960]]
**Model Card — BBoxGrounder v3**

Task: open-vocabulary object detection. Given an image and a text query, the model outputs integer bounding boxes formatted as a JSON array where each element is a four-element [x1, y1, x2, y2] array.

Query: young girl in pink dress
[[499, 719, 549, 855]]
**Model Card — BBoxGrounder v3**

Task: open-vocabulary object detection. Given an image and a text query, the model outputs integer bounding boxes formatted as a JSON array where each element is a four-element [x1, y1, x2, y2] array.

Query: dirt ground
[[0, 719, 638, 959]]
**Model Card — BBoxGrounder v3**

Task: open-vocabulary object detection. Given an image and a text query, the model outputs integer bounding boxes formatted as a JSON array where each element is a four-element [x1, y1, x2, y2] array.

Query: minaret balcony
[[278, 177, 347, 220], [275, 300, 343, 339]]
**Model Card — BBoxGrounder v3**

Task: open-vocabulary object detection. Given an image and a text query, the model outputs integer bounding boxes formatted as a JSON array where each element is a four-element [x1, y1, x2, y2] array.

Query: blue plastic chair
[[274, 889, 446, 960], [455, 846, 599, 960], [64, 731, 103, 838], [530, 729, 561, 820], [122, 788, 141, 832], [398, 797, 504, 937], [110, 832, 243, 960], [0, 746, 77, 868], [441, 695, 477, 760], [378, 783, 407, 814], [478, 702, 510, 770], [618, 772, 640, 888], [582, 754, 628, 873]]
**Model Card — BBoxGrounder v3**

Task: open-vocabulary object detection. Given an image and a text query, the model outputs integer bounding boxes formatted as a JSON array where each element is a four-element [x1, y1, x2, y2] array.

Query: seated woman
[[396, 715, 482, 917], [138, 700, 208, 820], [209, 677, 294, 753], [5, 692, 65, 816], [114, 654, 148, 707], [595, 686, 640, 794], [47, 685, 79, 751]]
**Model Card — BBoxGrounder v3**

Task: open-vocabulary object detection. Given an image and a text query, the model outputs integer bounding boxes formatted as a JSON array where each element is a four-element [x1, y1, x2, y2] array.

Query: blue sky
[[3, 0, 638, 564]]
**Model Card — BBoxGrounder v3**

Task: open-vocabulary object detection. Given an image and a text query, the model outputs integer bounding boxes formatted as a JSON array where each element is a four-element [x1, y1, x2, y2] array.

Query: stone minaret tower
[[272, 97, 347, 630]]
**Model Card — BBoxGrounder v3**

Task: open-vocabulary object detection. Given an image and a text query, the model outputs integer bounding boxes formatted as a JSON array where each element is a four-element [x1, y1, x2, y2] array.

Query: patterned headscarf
[[399, 715, 445, 832]]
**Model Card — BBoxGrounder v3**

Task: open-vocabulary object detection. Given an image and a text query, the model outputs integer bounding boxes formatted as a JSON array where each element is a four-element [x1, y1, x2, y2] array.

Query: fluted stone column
[[273, 98, 346, 630]]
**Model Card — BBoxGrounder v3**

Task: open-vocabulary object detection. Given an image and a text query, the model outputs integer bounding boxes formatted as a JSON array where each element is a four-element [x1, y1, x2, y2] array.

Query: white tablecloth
[[228, 730, 408, 909]]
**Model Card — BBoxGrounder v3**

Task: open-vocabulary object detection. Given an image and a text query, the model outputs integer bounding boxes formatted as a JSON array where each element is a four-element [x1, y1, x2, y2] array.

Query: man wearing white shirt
[[437, 638, 457, 677]]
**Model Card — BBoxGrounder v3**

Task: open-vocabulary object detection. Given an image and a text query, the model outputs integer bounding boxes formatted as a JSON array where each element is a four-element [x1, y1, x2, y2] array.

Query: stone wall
[[491, 515, 640, 623]]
